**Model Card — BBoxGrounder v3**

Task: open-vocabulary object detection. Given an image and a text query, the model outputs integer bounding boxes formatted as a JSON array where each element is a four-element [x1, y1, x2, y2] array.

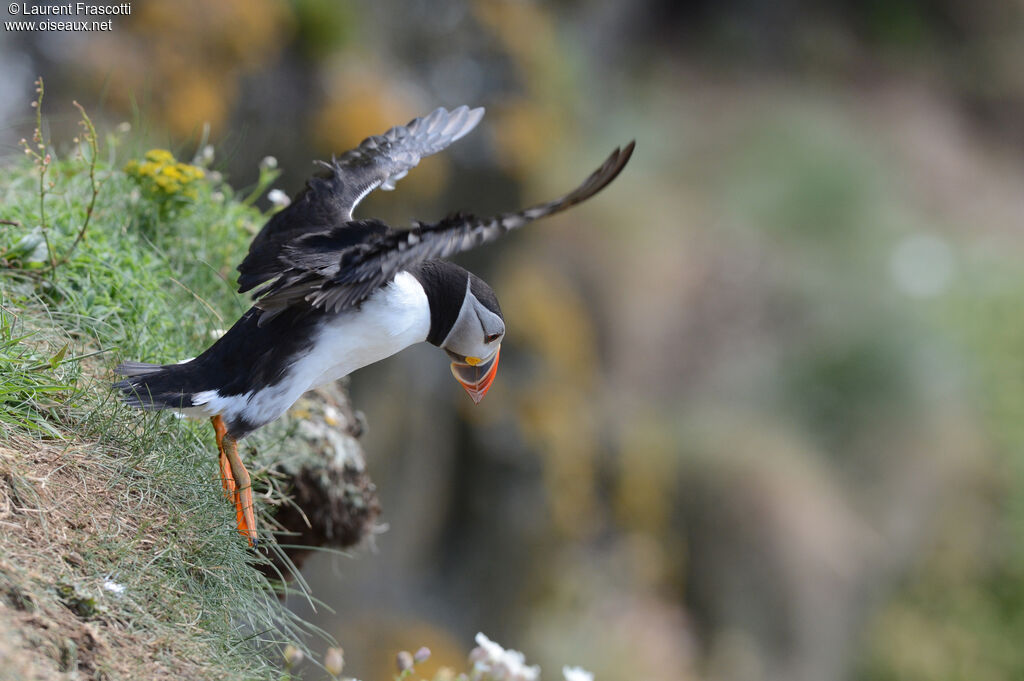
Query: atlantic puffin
[[115, 106, 634, 547]]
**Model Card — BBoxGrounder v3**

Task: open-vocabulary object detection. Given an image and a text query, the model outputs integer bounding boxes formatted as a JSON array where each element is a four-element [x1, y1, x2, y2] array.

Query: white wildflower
[[563, 666, 594, 681], [197, 144, 215, 166], [470, 633, 506, 667], [102, 579, 125, 595], [470, 633, 540, 681], [259, 155, 278, 170], [116, 121, 131, 133], [268, 188, 291, 208]]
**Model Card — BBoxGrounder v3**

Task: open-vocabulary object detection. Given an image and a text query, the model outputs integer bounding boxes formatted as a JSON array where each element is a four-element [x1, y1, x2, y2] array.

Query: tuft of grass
[[0, 305, 78, 436], [0, 91, 308, 679]]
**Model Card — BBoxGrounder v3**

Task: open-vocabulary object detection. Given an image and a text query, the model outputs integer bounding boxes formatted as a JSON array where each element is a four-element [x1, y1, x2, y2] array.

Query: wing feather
[[237, 106, 484, 293], [253, 142, 635, 320]]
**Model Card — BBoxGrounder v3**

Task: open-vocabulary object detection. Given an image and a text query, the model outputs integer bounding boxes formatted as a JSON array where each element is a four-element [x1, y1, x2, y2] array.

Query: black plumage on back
[[236, 169, 370, 293]]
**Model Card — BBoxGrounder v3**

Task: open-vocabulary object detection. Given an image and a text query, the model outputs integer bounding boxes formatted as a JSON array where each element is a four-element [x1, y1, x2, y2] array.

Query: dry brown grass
[[0, 423, 302, 681], [0, 434, 215, 680]]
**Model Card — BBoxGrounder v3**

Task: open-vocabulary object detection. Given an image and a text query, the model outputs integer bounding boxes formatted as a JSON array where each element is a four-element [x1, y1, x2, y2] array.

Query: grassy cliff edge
[[0, 101, 311, 679]]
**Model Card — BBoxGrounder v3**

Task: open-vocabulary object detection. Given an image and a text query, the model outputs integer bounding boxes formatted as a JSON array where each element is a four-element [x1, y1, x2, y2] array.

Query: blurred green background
[[4, 1, 1024, 679]]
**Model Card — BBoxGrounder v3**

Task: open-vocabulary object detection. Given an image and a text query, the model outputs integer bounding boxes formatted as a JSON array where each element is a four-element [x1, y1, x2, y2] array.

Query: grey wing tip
[[489, 139, 636, 230], [593, 140, 636, 187], [451, 106, 485, 142], [605, 140, 634, 181], [619, 140, 636, 168], [605, 141, 636, 173], [410, 105, 485, 143], [566, 140, 636, 204]]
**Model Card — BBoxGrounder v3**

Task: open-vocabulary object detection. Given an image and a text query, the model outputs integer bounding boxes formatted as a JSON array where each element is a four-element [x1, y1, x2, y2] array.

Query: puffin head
[[441, 276, 503, 404], [412, 260, 504, 404]]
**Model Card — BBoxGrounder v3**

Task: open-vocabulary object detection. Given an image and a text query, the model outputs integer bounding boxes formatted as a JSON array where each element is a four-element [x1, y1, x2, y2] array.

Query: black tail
[[114, 361, 164, 377], [114, 305, 324, 412], [113, 361, 200, 410]]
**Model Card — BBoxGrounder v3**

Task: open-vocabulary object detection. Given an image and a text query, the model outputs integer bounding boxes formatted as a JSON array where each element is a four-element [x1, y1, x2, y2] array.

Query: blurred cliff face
[[6, 1, 1024, 680]]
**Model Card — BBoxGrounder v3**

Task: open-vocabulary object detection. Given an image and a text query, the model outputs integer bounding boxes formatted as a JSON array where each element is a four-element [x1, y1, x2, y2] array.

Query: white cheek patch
[[442, 277, 477, 352], [442, 277, 503, 359]]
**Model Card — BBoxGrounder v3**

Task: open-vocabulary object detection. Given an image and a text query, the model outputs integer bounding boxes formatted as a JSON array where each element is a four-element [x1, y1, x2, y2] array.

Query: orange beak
[[450, 346, 500, 405]]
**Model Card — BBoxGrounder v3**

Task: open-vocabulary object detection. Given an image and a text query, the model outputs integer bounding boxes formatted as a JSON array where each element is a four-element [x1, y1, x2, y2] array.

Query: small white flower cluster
[[469, 634, 594, 681], [561, 666, 594, 681], [302, 633, 592, 681], [470, 633, 540, 681]]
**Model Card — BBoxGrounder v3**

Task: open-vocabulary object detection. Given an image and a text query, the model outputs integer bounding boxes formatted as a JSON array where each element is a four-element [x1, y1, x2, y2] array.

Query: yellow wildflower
[[143, 148, 175, 164], [124, 148, 206, 204]]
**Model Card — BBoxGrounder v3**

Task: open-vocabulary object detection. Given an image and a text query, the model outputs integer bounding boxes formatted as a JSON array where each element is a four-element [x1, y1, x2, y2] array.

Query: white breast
[[190, 271, 431, 430], [306, 271, 432, 388]]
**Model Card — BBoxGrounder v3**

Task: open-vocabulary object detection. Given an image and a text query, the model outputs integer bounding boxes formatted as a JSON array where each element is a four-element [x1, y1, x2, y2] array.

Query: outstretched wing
[[253, 142, 635, 321], [237, 105, 485, 293]]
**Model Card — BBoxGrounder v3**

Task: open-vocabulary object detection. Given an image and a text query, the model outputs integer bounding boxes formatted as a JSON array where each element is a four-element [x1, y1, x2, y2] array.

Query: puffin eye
[[485, 332, 501, 344]]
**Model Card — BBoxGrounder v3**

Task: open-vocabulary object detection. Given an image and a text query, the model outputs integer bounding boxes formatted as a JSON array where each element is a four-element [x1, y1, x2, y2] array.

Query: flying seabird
[[115, 106, 634, 546]]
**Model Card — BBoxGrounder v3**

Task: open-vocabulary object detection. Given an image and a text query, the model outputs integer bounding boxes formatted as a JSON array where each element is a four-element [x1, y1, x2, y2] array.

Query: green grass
[[0, 99, 312, 679]]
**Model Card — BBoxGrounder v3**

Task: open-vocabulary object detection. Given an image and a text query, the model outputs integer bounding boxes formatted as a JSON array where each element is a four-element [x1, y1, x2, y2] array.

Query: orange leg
[[211, 416, 258, 547], [223, 432, 258, 547], [211, 416, 236, 499]]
